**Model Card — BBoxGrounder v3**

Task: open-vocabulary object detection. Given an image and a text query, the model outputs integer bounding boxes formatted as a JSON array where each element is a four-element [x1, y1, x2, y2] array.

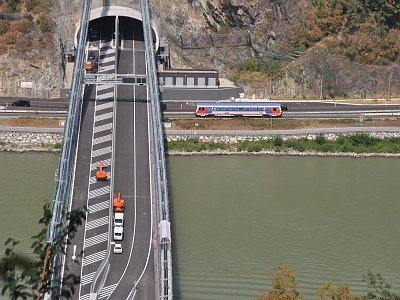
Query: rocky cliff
[[0, 0, 398, 99]]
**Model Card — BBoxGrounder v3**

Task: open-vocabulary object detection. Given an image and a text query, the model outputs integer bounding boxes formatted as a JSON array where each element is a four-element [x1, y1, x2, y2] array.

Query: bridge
[[46, 1, 172, 299]]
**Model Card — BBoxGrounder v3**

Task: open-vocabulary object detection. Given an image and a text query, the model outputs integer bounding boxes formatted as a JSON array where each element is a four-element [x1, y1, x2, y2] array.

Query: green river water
[[0, 153, 399, 299]]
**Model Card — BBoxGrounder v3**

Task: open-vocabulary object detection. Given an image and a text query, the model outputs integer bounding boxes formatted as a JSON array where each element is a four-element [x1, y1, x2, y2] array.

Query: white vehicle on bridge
[[114, 226, 124, 241], [113, 243, 123, 254], [114, 212, 124, 227]]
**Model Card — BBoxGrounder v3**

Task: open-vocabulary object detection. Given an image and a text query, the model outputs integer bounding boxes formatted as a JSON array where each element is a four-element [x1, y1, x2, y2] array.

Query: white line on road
[[92, 146, 112, 158], [93, 134, 112, 145], [88, 201, 109, 214], [89, 186, 110, 199], [86, 216, 109, 231], [81, 272, 96, 286], [84, 232, 108, 248], [94, 123, 113, 134], [82, 250, 107, 266]]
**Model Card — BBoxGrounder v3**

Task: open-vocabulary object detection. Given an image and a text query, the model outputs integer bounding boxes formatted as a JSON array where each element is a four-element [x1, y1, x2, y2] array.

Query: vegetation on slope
[[0, 0, 55, 57]]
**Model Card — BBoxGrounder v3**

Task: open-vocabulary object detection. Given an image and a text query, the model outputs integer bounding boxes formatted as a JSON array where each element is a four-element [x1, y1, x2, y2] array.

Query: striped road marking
[[99, 65, 115, 72], [101, 41, 113, 48], [88, 200, 109, 214], [96, 92, 114, 100], [89, 186, 110, 199], [93, 134, 112, 145], [82, 250, 106, 266], [92, 146, 112, 158], [95, 112, 113, 122], [79, 294, 90, 300], [98, 284, 117, 299], [91, 159, 111, 170], [81, 272, 96, 286], [84, 232, 108, 248], [96, 101, 114, 110], [96, 84, 113, 92], [93, 123, 112, 134], [99, 56, 115, 64], [86, 216, 109, 231]]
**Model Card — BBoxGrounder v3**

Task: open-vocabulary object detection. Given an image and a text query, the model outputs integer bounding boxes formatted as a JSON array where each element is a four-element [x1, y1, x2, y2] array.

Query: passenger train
[[196, 102, 283, 117]]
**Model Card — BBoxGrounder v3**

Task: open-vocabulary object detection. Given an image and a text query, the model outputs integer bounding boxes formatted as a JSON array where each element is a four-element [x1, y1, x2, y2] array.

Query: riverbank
[[1, 128, 400, 157]]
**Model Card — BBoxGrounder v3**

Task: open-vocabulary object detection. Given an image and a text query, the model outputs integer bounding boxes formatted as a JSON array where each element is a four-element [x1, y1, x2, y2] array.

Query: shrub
[[273, 136, 284, 147], [16, 19, 34, 33], [315, 133, 327, 145], [247, 144, 262, 152], [350, 133, 377, 146], [37, 14, 53, 33], [3, 31, 17, 45], [0, 20, 10, 35], [319, 142, 334, 152]]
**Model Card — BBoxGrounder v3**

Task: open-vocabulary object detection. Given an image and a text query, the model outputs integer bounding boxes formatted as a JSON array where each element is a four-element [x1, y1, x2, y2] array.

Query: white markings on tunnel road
[[88, 201, 109, 214], [81, 272, 96, 286], [96, 101, 114, 110], [84, 232, 108, 248], [92, 146, 112, 158], [93, 134, 112, 145], [97, 92, 114, 100], [94, 123, 113, 134], [98, 284, 117, 299], [95, 111, 113, 122], [86, 216, 109, 231], [82, 250, 107, 266], [89, 186, 110, 199]]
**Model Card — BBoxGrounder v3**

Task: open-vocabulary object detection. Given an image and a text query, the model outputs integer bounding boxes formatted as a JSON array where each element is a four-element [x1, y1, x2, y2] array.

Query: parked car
[[114, 226, 124, 241], [113, 243, 123, 254], [280, 104, 288, 111], [12, 100, 30, 107]]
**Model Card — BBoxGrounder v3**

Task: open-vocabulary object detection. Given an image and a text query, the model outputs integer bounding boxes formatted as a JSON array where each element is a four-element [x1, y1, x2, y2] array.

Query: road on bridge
[[63, 16, 155, 300]]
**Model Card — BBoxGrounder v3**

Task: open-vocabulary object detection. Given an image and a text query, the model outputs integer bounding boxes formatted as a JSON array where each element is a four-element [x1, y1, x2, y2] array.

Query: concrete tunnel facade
[[76, 5, 159, 49]]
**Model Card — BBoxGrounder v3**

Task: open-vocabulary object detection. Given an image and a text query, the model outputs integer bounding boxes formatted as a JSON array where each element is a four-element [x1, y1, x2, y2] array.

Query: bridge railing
[[140, 0, 173, 299], [46, 0, 92, 295]]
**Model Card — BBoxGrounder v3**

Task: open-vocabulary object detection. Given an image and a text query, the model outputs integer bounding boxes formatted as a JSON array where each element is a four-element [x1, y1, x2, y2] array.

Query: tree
[[0, 203, 86, 299], [317, 281, 362, 300], [257, 265, 304, 300], [363, 271, 400, 300]]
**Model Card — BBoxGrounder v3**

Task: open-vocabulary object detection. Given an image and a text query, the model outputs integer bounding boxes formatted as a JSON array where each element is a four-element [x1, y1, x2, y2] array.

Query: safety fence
[[140, 0, 173, 299], [46, 0, 92, 296]]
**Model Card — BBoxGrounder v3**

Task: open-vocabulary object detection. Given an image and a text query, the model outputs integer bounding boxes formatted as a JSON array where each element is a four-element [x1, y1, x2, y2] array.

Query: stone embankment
[[1, 130, 400, 157], [0, 131, 62, 152]]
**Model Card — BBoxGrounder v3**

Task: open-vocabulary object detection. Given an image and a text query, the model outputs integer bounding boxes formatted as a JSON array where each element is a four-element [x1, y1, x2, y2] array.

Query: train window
[[273, 108, 277, 111], [239, 108, 243, 111]]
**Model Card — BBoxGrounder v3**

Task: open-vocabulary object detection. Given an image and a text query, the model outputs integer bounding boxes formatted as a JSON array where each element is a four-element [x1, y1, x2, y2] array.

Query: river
[[0, 153, 398, 299]]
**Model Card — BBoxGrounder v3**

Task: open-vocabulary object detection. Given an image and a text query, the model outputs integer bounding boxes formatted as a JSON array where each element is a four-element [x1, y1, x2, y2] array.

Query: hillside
[[153, 0, 400, 98], [0, 0, 398, 99]]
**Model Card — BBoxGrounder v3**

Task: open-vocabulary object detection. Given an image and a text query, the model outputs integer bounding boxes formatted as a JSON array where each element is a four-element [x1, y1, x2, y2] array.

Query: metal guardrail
[[84, 73, 147, 85], [140, 0, 173, 299], [46, 0, 92, 296]]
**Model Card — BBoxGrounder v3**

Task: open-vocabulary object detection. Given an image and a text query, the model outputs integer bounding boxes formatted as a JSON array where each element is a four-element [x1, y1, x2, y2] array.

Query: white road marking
[[88, 201, 109, 214], [81, 272, 96, 286], [98, 284, 117, 299], [97, 92, 114, 100], [92, 146, 112, 158], [99, 64, 115, 72], [94, 123, 113, 134], [86, 216, 109, 231], [93, 134, 112, 145], [82, 250, 107, 266], [95, 112, 113, 122], [89, 186, 110, 199], [96, 101, 114, 110], [84, 232, 108, 248], [99, 56, 115, 64], [79, 294, 91, 300]]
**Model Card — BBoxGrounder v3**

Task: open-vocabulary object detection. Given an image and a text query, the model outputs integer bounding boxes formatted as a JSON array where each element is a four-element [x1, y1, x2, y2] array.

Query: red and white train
[[196, 102, 284, 117]]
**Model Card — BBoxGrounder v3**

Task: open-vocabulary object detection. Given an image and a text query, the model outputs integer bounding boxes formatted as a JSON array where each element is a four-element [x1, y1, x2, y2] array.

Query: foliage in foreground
[[0, 203, 86, 299], [166, 133, 400, 154], [257, 265, 399, 300]]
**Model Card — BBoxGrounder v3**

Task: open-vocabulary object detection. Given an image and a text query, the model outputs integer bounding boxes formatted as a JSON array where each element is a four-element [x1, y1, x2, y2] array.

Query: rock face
[[0, 0, 398, 99]]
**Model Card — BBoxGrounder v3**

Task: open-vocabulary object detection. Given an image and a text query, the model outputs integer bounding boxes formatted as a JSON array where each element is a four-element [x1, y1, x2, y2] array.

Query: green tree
[[0, 203, 86, 299], [257, 265, 304, 300], [363, 271, 400, 300], [317, 281, 362, 300]]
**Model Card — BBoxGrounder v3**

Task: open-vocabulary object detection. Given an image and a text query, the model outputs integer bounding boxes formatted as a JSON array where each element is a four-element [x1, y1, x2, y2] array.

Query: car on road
[[113, 243, 123, 254], [12, 100, 30, 107], [280, 104, 288, 111], [114, 213, 124, 227], [88, 51, 95, 60], [114, 226, 124, 241]]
